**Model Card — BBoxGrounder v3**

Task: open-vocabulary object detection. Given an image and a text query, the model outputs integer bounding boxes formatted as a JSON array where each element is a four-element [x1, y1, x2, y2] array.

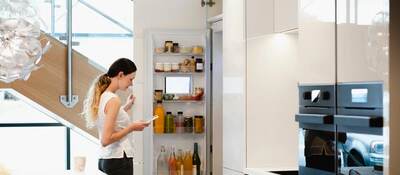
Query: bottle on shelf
[[157, 146, 169, 175], [183, 150, 193, 175], [169, 147, 177, 175], [176, 149, 184, 175], [175, 111, 184, 134], [192, 143, 201, 175], [190, 56, 196, 72], [165, 112, 175, 133], [154, 101, 165, 134]]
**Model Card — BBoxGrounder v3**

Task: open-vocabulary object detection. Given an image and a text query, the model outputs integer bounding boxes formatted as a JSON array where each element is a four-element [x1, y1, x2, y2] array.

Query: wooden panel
[[0, 34, 128, 137]]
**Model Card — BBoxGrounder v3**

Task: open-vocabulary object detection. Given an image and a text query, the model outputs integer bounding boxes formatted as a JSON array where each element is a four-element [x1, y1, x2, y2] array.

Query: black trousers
[[98, 153, 133, 175]]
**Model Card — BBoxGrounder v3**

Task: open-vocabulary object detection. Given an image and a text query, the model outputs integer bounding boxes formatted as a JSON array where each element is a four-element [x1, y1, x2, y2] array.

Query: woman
[[82, 58, 149, 175]]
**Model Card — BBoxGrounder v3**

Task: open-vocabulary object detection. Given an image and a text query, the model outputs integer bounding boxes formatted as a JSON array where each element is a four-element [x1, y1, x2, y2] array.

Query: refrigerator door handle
[[295, 114, 333, 124], [334, 115, 383, 127]]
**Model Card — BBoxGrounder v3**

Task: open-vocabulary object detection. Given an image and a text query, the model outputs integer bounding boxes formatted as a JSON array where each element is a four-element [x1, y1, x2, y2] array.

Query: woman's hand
[[129, 120, 150, 131], [123, 94, 136, 112]]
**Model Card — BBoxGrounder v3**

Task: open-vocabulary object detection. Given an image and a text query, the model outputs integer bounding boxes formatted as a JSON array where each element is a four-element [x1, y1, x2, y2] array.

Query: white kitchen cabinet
[[223, 0, 247, 173], [246, 0, 274, 38], [274, 0, 298, 32], [298, 0, 336, 84], [336, 0, 389, 83]]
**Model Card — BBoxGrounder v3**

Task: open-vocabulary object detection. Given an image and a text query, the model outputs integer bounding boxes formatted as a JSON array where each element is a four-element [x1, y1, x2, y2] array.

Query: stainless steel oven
[[296, 84, 337, 175], [296, 82, 384, 175], [336, 82, 383, 175]]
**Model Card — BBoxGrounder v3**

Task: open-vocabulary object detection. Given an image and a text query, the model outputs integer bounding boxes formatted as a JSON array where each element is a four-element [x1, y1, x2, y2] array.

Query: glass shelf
[[154, 52, 204, 57], [154, 100, 204, 104], [153, 132, 205, 136]]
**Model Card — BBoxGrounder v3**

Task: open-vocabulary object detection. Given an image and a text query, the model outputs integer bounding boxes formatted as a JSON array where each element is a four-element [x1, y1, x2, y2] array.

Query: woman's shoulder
[[102, 91, 121, 103]]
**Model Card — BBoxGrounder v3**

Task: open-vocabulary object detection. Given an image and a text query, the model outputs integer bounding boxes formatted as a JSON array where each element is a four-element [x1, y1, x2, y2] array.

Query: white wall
[[222, 0, 247, 173], [246, 34, 299, 169], [133, 0, 221, 174], [208, 0, 223, 18]]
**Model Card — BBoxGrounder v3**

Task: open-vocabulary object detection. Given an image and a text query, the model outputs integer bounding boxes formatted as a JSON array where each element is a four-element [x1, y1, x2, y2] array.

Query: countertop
[[245, 167, 298, 175], [9, 170, 105, 175]]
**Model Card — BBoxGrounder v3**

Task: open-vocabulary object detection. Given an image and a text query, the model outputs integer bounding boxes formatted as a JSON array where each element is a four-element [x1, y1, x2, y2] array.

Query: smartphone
[[146, 115, 159, 124]]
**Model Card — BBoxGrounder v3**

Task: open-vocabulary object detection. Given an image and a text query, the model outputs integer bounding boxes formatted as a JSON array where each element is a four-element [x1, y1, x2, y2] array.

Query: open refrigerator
[[143, 29, 211, 175]]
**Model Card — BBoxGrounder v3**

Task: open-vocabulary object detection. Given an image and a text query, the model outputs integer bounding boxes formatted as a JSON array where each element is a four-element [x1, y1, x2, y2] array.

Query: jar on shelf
[[195, 58, 204, 72], [192, 46, 203, 55], [183, 116, 193, 133], [175, 111, 184, 134], [163, 63, 172, 72], [172, 43, 180, 53], [155, 63, 163, 72], [180, 46, 192, 54], [194, 115, 204, 133], [171, 63, 180, 72], [165, 41, 173, 53], [154, 90, 163, 101]]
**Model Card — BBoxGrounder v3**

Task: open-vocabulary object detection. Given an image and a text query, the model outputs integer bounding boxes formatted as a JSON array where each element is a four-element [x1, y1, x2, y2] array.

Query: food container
[[155, 47, 165, 54], [163, 94, 175, 101], [180, 46, 192, 53], [171, 63, 180, 72], [184, 116, 193, 133], [165, 41, 173, 53], [192, 87, 204, 100], [163, 63, 172, 72], [192, 46, 203, 55], [172, 43, 180, 53], [155, 63, 163, 72], [194, 115, 204, 133], [154, 90, 163, 101]]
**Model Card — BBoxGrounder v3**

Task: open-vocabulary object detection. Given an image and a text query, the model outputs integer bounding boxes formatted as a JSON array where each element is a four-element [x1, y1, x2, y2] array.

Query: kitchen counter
[[10, 170, 105, 175], [245, 167, 298, 175]]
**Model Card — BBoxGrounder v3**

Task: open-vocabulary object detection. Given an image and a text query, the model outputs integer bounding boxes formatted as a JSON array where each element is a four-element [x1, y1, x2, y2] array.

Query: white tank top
[[96, 91, 134, 159]]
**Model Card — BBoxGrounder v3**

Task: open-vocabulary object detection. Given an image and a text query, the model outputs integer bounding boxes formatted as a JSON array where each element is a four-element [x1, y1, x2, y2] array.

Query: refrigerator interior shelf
[[154, 100, 204, 104], [154, 71, 204, 75], [155, 52, 204, 57]]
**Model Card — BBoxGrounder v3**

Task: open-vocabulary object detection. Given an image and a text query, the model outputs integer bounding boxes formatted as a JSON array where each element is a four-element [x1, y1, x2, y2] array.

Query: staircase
[[0, 33, 128, 137]]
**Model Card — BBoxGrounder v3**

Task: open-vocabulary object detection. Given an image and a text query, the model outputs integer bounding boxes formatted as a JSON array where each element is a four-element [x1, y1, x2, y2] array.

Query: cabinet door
[[336, 0, 389, 174], [336, 0, 389, 83], [223, 0, 247, 172], [298, 0, 336, 84], [246, 0, 274, 38], [274, 0, 298, 32]]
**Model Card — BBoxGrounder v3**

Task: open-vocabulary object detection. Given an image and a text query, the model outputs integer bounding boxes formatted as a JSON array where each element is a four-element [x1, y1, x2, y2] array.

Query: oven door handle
[[295, 114, 333, 124], [334, 115, 383, 127]]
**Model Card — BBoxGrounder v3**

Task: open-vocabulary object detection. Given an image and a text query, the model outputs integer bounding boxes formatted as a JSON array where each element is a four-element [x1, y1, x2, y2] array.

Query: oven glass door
[[299, 127, 337, 175], [334, 114, 384, 175]]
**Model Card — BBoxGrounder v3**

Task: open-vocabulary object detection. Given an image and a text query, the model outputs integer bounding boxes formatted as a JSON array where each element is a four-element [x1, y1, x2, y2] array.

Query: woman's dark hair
[[82, 58, 137, 128], [106, 58, 137, 77]]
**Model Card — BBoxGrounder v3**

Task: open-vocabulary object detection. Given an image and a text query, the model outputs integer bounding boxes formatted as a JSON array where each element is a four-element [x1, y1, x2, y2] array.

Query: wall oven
[[296, 82, 384, 175]]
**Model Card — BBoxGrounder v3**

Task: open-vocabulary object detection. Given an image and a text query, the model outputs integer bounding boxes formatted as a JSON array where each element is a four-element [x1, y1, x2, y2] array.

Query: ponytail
[[82, 74, 111, 128]]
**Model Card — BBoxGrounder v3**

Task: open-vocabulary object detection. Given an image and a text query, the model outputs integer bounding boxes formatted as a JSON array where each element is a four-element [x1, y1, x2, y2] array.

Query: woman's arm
[[101, 97, 147, 147]]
